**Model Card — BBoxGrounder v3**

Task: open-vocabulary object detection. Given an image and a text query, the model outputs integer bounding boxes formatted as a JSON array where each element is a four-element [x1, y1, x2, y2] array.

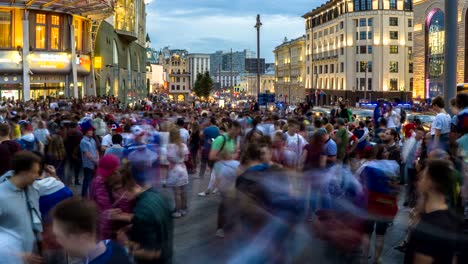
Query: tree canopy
[[193, 71, 213, 98]]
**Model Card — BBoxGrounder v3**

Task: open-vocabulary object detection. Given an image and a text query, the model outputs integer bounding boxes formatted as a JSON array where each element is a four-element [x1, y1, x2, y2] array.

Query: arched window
[[112, 40, 118, 64], [426, 9, 445, 98]]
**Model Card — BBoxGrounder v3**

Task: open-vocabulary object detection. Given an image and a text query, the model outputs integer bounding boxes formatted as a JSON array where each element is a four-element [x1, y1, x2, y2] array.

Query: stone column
[[70, 17, 78, 98], [22, 10, 30, 102]]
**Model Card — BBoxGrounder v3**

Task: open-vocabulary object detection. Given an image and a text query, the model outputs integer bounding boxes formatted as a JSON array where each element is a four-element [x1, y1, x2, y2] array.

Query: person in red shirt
[[403, 119, 417, 139]]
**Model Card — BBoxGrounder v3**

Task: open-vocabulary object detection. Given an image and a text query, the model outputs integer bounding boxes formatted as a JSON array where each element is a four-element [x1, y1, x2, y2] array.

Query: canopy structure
[[0, 0, 114, 20]]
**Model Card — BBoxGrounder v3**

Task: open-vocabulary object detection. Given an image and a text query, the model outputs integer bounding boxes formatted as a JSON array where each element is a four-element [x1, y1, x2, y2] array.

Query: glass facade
[[426, 9, 445, 98], [0, 11, 11, 48]]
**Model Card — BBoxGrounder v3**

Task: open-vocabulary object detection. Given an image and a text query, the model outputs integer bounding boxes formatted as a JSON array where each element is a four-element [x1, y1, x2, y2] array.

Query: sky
[[145, 0, 322, 62]]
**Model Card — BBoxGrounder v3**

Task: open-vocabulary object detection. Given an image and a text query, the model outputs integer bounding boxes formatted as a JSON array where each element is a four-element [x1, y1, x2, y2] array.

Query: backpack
[[208, 135, 227, 161], [400, 108, 407, 124]]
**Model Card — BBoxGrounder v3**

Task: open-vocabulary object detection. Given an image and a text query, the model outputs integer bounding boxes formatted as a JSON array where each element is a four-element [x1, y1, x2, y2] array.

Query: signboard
[[94, 56, 102, 69], [29, 52, 71, 73], [77, 55, 91, 74], [1, 90, 19, 99], [0, 51, 23, 73]]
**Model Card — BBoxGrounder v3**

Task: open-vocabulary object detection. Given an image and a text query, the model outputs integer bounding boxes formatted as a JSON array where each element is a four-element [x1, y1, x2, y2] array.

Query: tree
[[193, 73, 204, 97], [193, 72, 213, 99]]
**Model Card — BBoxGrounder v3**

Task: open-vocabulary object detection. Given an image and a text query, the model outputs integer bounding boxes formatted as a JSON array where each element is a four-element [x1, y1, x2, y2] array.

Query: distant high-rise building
[[210, 49, 256, 89], [245, 58, 266, 74]]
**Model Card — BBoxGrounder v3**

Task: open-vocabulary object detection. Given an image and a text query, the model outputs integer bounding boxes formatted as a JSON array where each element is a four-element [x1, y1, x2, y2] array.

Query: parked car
[[405, 114, 435, 131]]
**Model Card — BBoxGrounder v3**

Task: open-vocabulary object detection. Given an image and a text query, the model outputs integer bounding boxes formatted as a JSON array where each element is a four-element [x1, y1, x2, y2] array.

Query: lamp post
[[444, 0, 457, 112], [255, 14, 262, 100]]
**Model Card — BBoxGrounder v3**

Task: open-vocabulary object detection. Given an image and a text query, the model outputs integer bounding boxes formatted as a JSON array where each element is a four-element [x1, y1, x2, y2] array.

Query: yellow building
[[0, 0, 114, 100], [159, 48, 191, 102], [274, 36, 306, 104]]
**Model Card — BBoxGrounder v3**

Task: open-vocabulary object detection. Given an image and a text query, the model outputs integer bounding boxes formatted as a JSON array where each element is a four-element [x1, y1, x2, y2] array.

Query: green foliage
[[193, 71, 213, 98]]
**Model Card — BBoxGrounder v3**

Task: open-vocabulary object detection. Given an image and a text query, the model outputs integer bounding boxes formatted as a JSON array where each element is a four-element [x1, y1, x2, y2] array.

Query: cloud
[[145, 0, 320, 61]]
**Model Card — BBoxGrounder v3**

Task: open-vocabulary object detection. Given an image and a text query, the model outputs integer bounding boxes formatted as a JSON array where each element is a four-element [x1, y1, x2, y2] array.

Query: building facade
[[94, 0, 147, 103], [187, 53, 210, 87], [245, 58, 266, 75], [304, 0, 413, 105], [159, 48, 191, 102], [0, 0, 114, 101], [210, 49, 255, 89], [274, 36, 306, 104], [246, 74, 275, 96], [413, 0, 468, 99]]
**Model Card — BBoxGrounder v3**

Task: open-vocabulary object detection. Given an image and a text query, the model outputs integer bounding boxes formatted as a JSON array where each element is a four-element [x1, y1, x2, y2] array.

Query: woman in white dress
[[166, 127, 189, 218]]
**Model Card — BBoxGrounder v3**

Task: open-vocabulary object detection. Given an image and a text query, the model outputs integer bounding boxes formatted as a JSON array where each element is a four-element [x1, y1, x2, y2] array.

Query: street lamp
[[255, 14, 262, 100]]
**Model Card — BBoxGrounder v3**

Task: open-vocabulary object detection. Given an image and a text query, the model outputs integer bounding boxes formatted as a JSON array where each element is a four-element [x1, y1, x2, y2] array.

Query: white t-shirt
[[387, 110, 400, 128], [284, 132, 307, 166], [101, 134, 113, 148], [179, 128, 190, 144], [431, 112, 451, 135]]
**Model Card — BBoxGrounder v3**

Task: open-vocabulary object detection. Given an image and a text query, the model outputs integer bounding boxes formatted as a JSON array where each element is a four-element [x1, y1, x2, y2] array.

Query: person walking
[[80, 120, 99, 197]]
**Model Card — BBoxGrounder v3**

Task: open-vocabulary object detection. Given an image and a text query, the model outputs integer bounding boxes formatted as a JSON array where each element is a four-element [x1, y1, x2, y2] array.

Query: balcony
[[169, 70, 190, 77], [115, 29, 138, 42]]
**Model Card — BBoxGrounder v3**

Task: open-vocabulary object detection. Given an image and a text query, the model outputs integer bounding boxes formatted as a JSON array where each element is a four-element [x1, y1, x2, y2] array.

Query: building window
[[368, 18, 373, 27], [409, 62, 413, 73], [356, 32, 359, 40], [404, 0, 413, 11], [340, 21, 344, 29], [390, 61, 399, 73], [408, 47, 413, 59], [0, 11, 11, 48], [390, 0, 397, 10], [368, 45, 373, 54], [360, 78, 366, 90], [319, 66, 323, 74], [314, 66, 317, 74], [410, 78, 414, 91], [390, 17, 399, 26], [340, 47, 344, 55], [183, 85, 185, 90], [307, 34, 310, 40], [360, 31, 367, 40], [360, 18, 366, 27], [360, 45, 367, 54], [176, 85, 180, 90], [408, 19, 413, 27], [390, 78, 398, 91], [368, 61, 373, 72], [354, 0, 360, 11], [356, 62, 360, 72], [50, 15, 60, 50], [390, 31, 398, 40], [360, 61, 367, 72], [171, 85, 175, 90], [325, 65, 328, 73], [368, 78, 372, 90], [356, 46, 360, 54], [368, 31, 373, 40], [340, 62, 344, 72], [314, 32, 317, 39], [340, 34, 344, 42], [390, 45, 399, 54], [408, 32, 413, 41], [35, 14, 46, 49], [341, 78, 344, 89], [330, 64, 334, 73]]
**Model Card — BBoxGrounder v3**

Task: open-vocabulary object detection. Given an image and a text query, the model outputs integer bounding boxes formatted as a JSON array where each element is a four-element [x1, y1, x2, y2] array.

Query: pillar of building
[[70, 17, 79, 98], [22, 10, 30, 102], [445, 0, 457, 109]]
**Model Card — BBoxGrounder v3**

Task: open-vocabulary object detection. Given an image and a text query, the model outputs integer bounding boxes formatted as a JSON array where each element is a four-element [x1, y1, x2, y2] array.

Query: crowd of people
[[0, 93, 466, 264]]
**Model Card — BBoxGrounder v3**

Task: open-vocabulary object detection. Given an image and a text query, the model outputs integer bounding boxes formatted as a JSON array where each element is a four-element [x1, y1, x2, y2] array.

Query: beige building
[[245, 74, 276, 96], [274, 36, 306, 103], [304, 0, 413, 105], [413, 0, 468, 99], [159, 48, 191, 102]]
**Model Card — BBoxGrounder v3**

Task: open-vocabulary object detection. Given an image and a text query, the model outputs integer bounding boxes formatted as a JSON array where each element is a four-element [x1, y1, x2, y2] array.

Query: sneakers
[[180, 209, 187, 216], [198, 191, 209, 197], [216, 229, 225, 238], [212, 189, 219, 194], [172, 211, 182, 218]]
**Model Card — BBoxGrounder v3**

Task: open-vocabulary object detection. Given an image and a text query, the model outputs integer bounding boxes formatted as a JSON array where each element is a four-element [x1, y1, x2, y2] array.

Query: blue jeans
[[82, 167, 94, 197]]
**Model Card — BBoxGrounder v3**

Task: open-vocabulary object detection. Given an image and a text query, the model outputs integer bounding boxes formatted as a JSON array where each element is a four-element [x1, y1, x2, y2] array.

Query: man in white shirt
[[101, 123, 122, 152], [284, 119, 307, 169], [177, 118, 190, 144]]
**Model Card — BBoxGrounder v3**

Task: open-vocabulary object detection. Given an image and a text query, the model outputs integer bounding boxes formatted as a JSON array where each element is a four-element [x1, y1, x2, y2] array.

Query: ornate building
[[0, 0, 114, 100], [274, 36, 306, 104], [304, 0, 414, 105], [159, 47, 191, 102], [413, 0, 468, 99]]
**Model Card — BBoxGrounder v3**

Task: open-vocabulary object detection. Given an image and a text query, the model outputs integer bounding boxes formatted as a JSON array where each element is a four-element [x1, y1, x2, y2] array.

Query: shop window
[[0, 11, 11, 48], [35, 14, 46, 49], [51, 15, 60, 50]]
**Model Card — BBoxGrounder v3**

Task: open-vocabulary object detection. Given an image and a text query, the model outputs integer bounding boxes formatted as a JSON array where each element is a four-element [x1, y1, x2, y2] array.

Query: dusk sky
[[146, 0, 322, 62]]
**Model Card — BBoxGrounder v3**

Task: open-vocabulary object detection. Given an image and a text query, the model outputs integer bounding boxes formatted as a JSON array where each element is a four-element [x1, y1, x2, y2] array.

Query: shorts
[[364, 220, 389, 236]]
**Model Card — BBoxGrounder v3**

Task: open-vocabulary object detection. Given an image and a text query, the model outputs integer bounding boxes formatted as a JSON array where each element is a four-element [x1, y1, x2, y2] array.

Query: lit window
[[390, 45, 399, 54], [51, 15, 60, 50], [0, 11, 11, 48], [35, 14, 46, 49], [390, 78, 398, 91]]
